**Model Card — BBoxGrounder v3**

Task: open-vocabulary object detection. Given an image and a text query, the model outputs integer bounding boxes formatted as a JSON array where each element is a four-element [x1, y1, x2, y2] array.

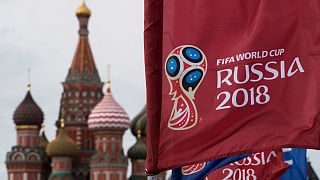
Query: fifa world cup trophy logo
[[181, 162, 207, 175], [165, 45, 207, 131]]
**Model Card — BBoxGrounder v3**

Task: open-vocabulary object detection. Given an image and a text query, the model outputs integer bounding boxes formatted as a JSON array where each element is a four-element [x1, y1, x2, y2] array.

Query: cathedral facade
[[5, 2, 157, 180]]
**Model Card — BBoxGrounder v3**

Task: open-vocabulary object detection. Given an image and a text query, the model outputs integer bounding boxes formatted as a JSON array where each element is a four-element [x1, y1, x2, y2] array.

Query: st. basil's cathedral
[[5, 2, 166, 180]]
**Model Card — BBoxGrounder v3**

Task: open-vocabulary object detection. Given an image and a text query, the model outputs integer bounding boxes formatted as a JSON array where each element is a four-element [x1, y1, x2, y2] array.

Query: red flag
[[206, 150, 289, 180], [144, 0, 320, 173]]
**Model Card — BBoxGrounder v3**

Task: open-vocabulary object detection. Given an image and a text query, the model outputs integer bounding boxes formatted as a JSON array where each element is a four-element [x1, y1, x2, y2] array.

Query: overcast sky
[[0, 0, 319, 179]]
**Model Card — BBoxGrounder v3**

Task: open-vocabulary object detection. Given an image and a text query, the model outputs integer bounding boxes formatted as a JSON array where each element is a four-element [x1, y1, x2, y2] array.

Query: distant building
[[128, 106, 166, 180], [87, 79, 130, 179], [47, 119, 79, 179], [55, 1, 103, 179], [6, 86, 50, 179]]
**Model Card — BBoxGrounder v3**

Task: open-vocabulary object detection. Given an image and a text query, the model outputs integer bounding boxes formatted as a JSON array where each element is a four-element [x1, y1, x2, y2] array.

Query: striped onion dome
[[13, 91, 44, 126], [88, 82, 130, 131]]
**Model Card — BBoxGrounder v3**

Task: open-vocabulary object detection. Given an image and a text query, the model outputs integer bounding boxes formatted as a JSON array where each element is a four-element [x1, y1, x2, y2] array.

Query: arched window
[[27, 155, 37, 161], [12, 153, 24, 161], [27, 152, 40, 161]]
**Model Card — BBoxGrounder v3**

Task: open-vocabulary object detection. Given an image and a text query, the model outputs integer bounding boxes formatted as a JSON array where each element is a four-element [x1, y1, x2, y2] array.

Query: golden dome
[[76, 1, 91, 18], [46, 129, 79, 157]]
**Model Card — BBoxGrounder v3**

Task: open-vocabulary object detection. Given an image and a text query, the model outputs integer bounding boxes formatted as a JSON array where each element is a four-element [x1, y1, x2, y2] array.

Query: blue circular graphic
[[182, 69, 203, 91], [186, 48, 201, 60], [186, 71, 202, 84], [182, 47, 203, 63], [167, 58, 178, 74], [166, 56, 180, 77]]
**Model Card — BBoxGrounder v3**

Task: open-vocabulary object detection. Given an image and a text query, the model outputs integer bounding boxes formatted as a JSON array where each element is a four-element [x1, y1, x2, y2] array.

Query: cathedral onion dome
[[88, 82, 130, 131], [39, 131, 49, 149], [47, 128, 79, 157], [76, 1, 91, 18], [13, 91, 44, 126], [130, 105, 147, 137], [128, 131, 147, 160]]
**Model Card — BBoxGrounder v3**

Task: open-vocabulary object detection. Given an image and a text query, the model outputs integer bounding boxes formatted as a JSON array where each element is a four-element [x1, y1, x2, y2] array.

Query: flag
[[172, 150, 288, 180], [171, 153, 250, 180], [144, 0, 320, 173], [206, 150, 288, 180], [280, 148, 307, 180]]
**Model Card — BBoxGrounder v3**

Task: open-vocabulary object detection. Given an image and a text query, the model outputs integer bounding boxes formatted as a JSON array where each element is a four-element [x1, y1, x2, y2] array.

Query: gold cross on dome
[[107, 64, 111, 83], [27, 68, 31, 91]]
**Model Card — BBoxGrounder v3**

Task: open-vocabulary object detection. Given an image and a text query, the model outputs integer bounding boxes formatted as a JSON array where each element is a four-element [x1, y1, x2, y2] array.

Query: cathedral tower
[[6, 80, 50, 180], [88, 77, 130, 180], [128, 106, 166, 180], [128, 106, 147, 180], [47, 119, 79, 180], [56, 1, 103, 178]]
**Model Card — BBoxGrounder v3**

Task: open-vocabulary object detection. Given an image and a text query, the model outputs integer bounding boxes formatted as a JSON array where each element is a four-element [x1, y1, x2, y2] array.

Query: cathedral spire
[[76, 0, 91, 36], [65, 1, 101, 84], [76, 1, 91, 17], [57, 2, 104, 177]]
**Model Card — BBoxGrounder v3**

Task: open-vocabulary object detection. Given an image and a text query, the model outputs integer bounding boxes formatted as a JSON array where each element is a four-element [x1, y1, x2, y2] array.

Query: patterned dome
[[128, 106, 147, 160], [88, 84, 130, 131], [128, 137, 147, 160], [13, 91, 44, 126], [46, 129, 79, 157], [130, 105, 147, 137]]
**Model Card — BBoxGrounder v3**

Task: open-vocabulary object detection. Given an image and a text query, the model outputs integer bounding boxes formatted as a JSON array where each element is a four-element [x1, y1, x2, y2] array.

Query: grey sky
[[0, 0, 319, 179]]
